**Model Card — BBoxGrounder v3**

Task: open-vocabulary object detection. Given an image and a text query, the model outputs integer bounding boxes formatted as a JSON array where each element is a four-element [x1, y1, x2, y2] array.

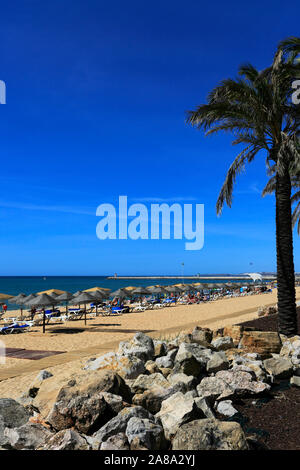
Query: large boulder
[[167, 373, 197, 392], [173, 343, 211, 376], [263, 357, 293, 380], [172, 419, 248, 450], [155, 392, 203, 440], [40, 429, 90, 450], [215, 370, 270, 397], [45, 370, 131, 433], [84, 352, 145, 379], [118, 332, 155, 362], [4, 423, 53, 450], [191, 326, 213, 344], [132, 386, 178, 414], [206, 352, 229, 374], [126, 417, 166, 450], [223, 326, 244, 346], [211, 336, 234, 351], [0, 398, 30, 429], [100, 433, 129, 450], [196, 376, 233, 404], [131, 373, 170, 394], [216, 400, 238, 418], [93, 406, 154, 446], [239, 331, 281, 358]]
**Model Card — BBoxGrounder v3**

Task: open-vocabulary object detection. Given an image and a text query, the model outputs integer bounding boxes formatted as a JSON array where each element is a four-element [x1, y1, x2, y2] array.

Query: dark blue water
[[0, 276, 261, 310]]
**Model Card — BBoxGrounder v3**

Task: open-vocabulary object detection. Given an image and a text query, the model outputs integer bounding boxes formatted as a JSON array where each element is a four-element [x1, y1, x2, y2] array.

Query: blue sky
[[0, 0, 299, 275]]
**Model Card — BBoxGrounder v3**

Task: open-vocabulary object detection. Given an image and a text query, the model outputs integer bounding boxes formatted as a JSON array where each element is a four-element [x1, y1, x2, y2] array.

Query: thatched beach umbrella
[[131, 287, 151, 295], [89, 290, 105, 313], [56, 292, 73, 314], [36, 289, 66, 296], [0, 293, 13, 302], [110, 288, 131, 298], [165, 285, 182, 293], [72, 291, 95, 325], [84, 287, 111, 296], [26, 293, 58, 333], [8, 293, 27, 320]]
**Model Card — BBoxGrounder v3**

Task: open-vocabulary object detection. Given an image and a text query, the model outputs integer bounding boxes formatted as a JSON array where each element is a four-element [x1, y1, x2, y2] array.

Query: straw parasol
[[72, 291, 95, 325], [131, 287, 151, 295], [36, 289, 66, 296], [56, 292, 73, 313], [147, 286, 168, 295], [8, 293, 27, 320], [110, 288, 131, 298], [0, 293, 13, 301], [26, 293, 58, 333], [84, 287, 111, 295], [164, 285, 182, 293]]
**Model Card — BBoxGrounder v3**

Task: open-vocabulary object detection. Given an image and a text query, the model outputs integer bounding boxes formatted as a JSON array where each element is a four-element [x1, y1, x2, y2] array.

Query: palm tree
[[187, 42, 300, 336]]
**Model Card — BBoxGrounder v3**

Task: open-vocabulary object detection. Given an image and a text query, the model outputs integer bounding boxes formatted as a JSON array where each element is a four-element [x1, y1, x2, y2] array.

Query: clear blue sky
[[0, 0, 299, 276]]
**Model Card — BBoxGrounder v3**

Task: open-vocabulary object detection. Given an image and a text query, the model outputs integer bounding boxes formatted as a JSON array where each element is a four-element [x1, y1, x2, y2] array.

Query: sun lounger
[[0, 323, 31, 334]]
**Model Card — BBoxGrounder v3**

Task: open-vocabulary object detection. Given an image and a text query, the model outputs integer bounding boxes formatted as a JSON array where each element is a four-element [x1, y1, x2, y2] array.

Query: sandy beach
[[0, 287, 298, 399]]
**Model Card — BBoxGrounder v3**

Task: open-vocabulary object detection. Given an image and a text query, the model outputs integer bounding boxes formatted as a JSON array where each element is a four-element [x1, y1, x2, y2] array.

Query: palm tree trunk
[[276, 169, 297, 336]]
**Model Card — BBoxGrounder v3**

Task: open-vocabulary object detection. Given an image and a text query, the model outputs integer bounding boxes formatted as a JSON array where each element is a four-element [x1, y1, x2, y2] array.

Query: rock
[[174, 343, 210, 376], [132, 386, 178, 414], [155, 392, 202, 440], [216, 400, 238, 417], [100, 433, 129, 450], [145, 361, 160, 374], [185, 390, 198, 399], [33, 369, 131, 420], [196, 376, 233, 404], [46, 370, 131, 433], [263, 357, 293, 380], [153, 341, 167, 358], [126, 417, 166, 450], [93, 406, 154, 445], [290, 376, 300, 388], [118, 332, 155, 362], [167, 373, 197, 392], [215, 370, 270, 397], [84, 352, 145, 380], [0, 399, 30, 432], [223, 326, 243, 346], [191, 326, 213, 344], [155, 356, 173, 369], [239, 331, 281, 358], [211, 336, 234, 351], [159, 367, 172, 378], [257, 305, 277, 317], [206, 352, 229, 374], [40, 429, 90, 450], [194, 397, 215, 419], [172, 419, 248, 450], [5, 423, 53, 450], [131, 373, 170, 393]]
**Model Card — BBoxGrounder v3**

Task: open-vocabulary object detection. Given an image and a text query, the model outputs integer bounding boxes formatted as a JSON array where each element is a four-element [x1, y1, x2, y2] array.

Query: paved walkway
[[0, 301, 276, 382]]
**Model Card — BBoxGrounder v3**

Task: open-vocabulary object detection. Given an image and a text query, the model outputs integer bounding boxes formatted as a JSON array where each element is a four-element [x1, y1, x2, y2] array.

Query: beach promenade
[[0, 287, 299, 399]]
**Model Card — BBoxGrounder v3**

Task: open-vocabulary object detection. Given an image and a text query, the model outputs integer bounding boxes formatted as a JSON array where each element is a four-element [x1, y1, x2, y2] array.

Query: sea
[[0, 275, 267, 310]]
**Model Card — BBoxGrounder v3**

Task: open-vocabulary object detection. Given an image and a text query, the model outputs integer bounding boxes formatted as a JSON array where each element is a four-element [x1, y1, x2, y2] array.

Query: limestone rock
[[5, 423, 53, 450], [93, 406, 154, 445], [167, 373, 197, 392], [118, 332, 155, 362], [239, 331, 281, 358], [40, 429, 90, 450], [132, 386, 178, 414], [155, 392, 202, 440], [211, 336, 234, 351], [172, 419, 248, 450], [131, 373, 170, 394], [126, 417, 166, 450], [263, 357, 293, 380], [84, 351, 145, 380], [216, 400, 238, 417], [100, 432, 129, 450], [206, 352, 229, 374]]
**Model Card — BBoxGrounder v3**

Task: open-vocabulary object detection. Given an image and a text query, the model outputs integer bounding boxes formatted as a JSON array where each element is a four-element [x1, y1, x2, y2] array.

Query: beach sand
[[0, 287, 298, 399]]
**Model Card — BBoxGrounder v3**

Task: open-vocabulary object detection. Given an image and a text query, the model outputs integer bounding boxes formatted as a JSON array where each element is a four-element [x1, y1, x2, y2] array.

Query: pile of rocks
[[0, 326, 299, 451]]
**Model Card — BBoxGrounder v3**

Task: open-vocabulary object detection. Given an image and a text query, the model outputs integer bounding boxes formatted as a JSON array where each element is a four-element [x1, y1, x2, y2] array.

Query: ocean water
[[0, 275, 258, 310]]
